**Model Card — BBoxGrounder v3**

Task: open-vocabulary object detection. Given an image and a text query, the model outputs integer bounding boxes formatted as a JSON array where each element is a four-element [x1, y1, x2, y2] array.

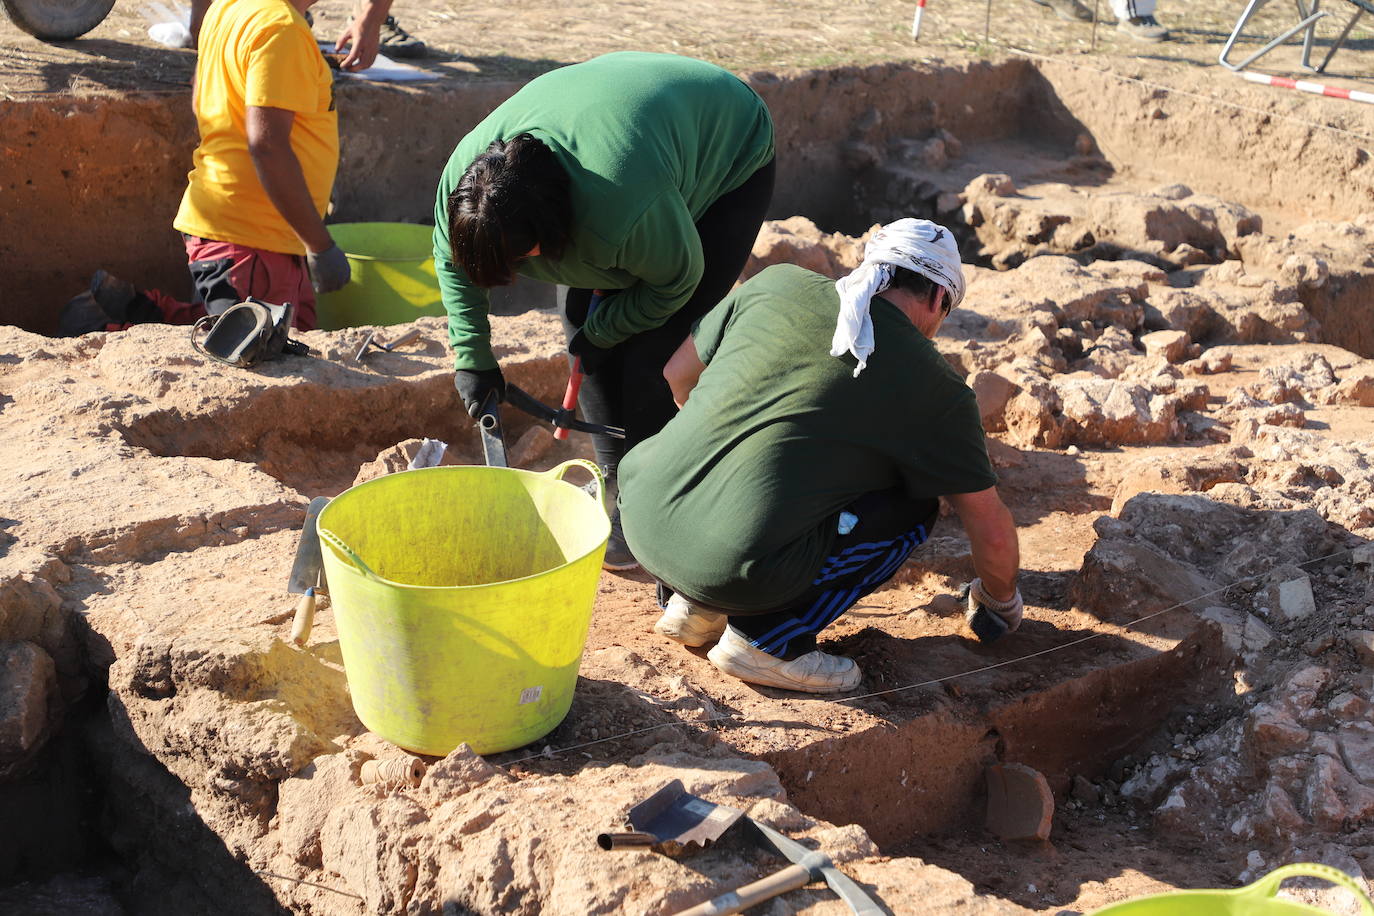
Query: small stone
[[1071, 775, 1101, 805], [986, 763, 1054, 842], [1243, 614, 1275, 653], [1247, 704, 1309, 759], [1352, 544, 1374, 568], [1066, 445, 1081, 456], [1337, 722, 1374, 784], [1327, 692, 1370, 720], [1141, 330, 1190, 363], [1201, 606, 1245, 653], [508, 425, 556, 468], [1305, 634, 1337, 656], [1348, 631, 1374, 666], [1275, 577, 1317, 621]]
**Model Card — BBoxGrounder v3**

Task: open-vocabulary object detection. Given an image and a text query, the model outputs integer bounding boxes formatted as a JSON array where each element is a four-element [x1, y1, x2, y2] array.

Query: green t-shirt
[[618, 264, 997, 612], [432, 51, 775, 370]]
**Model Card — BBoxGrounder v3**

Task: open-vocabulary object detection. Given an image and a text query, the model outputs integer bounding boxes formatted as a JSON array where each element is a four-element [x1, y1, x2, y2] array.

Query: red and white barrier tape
[[1239, 70, 1374, 105], [911, 0, 928, 39]]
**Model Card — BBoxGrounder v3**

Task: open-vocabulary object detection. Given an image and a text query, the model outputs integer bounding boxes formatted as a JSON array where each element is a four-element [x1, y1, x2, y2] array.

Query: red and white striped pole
[[1238, 70, 1374, 105], [911, 0, 928, 39]]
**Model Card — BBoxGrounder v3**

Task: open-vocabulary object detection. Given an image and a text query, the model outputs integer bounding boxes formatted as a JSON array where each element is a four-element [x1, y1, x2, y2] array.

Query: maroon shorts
[[144, 236, 317, 330]]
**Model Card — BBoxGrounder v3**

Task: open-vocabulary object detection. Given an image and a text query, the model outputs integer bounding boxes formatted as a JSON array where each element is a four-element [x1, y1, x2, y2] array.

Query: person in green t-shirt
[[618, 219, 1023, 694], [432, 51, 776, 572]]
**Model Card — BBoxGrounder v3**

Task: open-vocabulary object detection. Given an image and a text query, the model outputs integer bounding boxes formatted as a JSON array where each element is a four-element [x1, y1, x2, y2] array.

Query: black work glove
[[454, 367, 506, 418], [307, 243, 351, 294], [568, 329, 611, 375]]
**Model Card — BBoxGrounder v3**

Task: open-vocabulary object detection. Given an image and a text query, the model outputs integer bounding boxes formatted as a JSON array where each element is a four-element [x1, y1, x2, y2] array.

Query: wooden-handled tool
[[285, 497, 330, 647], [290, 587, 316, 647], [672, 857, 824, 916], [670, 818, 883, 916]]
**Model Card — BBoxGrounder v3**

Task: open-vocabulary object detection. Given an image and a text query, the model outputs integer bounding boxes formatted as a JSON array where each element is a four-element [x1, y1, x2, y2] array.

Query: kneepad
[[190, 297, 309, 368]]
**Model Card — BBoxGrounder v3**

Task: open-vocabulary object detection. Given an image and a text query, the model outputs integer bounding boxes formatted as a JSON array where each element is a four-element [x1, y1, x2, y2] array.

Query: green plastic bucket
[[317, 460, 610, 755], [1088, 864, 1374, 916], [315, 222, 445, 330]]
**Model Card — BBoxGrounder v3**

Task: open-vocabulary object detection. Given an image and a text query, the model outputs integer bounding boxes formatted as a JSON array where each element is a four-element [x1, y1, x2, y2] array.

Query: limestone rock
[[275, 752, 364, 867], [1141, 329, 1191, 363], [352, 437, 465, 486], [1110, 453, 1246, 516], [1053, 378, 1181, 447], [0, 641, 60, 778], [420, 743, 512, 799], [1348, 631, 1374, 666], [1304, 755, 1374, 830], [969, 371, 1021, 432], [1338, 722, 1374, 785], [744, 216, 867, 281], [1246, 703, 1310, 759]]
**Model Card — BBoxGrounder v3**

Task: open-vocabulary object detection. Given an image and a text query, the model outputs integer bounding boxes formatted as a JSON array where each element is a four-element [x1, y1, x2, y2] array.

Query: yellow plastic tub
[[317, 460, 609, 755], [315, 222, 445, 330], [1088, 864, 1374, 916]]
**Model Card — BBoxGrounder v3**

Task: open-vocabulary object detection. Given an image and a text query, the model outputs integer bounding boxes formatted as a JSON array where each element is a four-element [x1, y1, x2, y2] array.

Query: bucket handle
[[318, 528, 386, 583], [1240, 863, 1374, 914], [543, 459, 606, 512]]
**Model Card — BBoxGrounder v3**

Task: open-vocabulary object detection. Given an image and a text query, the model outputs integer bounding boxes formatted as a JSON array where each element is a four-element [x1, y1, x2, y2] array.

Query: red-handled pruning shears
[[555, 290, 605, 441]]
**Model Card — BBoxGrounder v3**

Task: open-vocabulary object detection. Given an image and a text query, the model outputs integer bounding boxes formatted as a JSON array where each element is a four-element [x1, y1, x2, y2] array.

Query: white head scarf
[[831, 218, 966, 376]]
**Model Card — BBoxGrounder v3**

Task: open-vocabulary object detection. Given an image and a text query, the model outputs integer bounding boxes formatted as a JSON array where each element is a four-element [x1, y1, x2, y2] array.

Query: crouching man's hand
[[963, 578, 1023, 644]]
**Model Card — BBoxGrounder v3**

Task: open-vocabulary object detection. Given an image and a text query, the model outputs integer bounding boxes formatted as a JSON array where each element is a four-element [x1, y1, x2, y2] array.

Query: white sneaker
[[707, 628, 862, 694], [1118, 14, 1170, 41], [653, 594, 727, 647]]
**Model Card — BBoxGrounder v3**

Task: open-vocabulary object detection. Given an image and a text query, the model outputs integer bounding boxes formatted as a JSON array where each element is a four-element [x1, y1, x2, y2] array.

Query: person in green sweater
[[618, 219, 1024, 694], [433, 51, 776, 570]]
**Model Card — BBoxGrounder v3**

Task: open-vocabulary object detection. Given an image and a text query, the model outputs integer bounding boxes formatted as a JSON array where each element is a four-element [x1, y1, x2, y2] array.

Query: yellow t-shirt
[[173, 0, 338, 256]]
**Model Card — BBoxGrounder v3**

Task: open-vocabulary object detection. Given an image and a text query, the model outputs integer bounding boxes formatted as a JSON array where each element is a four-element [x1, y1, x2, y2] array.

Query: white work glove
[[963, 578, 1023, 644], [307, 244, 351, 294]]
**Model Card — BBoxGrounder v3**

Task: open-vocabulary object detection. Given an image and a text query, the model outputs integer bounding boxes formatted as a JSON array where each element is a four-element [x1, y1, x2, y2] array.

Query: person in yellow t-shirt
[[57, 0, 349, 335]]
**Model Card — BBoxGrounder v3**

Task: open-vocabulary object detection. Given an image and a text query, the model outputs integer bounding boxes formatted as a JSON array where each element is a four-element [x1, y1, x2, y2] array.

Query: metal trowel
[[286, 496, 331, 645], [596, 779, 746, 857]]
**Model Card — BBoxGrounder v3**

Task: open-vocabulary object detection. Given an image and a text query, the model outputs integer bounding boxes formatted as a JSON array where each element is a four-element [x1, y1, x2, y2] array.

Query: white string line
[[254, 870, 365, 900], [1003, 45, 1374, 144], [502, 546, 1355, 766]]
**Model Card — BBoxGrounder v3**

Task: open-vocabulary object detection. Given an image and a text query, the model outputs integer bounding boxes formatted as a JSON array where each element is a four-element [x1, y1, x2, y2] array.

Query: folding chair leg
[[1311, 6, 1365, 71], [1219, 0, 1330, 71], [1299, 0, 1320, 66]]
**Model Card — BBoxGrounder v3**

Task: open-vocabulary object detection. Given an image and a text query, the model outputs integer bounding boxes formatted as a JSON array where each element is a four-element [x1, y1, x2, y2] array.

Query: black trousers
[[559, 158, 776, 477]]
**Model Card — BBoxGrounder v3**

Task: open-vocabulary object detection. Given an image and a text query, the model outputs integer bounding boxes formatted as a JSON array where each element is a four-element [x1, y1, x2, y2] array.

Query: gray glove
[[963, 578, 1023, 644], [307, 244, 351, 294]]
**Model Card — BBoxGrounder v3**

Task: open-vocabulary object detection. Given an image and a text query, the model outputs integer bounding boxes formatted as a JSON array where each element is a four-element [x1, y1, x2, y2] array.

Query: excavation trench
[[3, 53, 1372, 913]]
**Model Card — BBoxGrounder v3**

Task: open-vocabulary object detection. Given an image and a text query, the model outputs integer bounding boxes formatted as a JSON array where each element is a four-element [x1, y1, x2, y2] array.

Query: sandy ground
[[2, 0, 1372, 97]]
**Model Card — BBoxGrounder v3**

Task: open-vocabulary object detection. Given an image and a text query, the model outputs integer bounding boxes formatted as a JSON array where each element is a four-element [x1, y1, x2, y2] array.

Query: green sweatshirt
[[431, 51, 775, 370]]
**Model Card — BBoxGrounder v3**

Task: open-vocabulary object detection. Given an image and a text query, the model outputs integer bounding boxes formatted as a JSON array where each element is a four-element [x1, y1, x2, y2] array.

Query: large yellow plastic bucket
[[315, 222, 445, 330], [1088, 864, 1374, 916], [316, 460, 609, 755]]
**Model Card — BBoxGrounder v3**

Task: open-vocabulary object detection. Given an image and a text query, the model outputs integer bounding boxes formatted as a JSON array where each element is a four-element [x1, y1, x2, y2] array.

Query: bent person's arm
[[335, 0, 393, 71], [190, 0, 211, 47], [246, 105, 334, 255], [664, 335, 706, 408], [945, 486, 1019, 601]]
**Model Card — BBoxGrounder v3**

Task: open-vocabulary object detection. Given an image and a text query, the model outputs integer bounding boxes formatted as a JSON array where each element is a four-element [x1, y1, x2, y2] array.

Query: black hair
[[890, 266, 947, 312], [446, 133, 573, 287]]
